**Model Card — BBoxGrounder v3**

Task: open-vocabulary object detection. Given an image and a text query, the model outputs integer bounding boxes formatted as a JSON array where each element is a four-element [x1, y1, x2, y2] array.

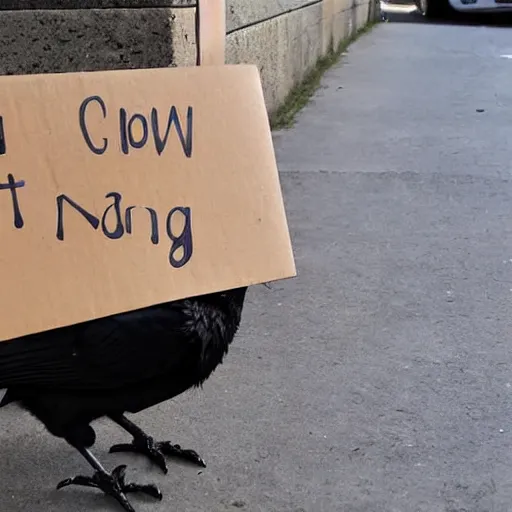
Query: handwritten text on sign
[[0, 66, 296, 342], [0, 97, 194, 270]]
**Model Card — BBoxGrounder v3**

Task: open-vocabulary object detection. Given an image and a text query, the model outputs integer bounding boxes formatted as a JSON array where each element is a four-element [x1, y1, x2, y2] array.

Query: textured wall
[[0, 1, 194, 7], [226, 0, 316, 31], [226, 0, 376, 113], [227, 2, 324, 112], [0, 9, 177, 75], [0, 0, 378, 112]]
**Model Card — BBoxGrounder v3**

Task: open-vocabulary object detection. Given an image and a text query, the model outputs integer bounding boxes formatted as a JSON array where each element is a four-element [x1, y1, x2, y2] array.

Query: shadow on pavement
[[382, 1, 512, 26]]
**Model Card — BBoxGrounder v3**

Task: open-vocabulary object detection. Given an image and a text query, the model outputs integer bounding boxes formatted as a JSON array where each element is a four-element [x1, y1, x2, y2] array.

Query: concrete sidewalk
[[2, 19, 512, 512]]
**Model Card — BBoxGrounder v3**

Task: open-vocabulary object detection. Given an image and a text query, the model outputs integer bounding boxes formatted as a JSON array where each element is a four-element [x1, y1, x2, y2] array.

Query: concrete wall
[[0, 0, 378, 114], [226, 0, 376, 111]]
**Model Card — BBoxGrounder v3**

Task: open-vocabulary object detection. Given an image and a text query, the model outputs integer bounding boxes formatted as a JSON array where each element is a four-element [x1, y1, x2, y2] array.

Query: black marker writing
[[125, 206, 159, 245], [0, 174, 25, 229], [102, 192, 124, 240], [167, 207, 193, 268], [0, 116, 6, 156], [120, 111, 149, 155], [56, 190, 193, 268], [56, 194, 100, 241], [79, 95, 193, 158], [79, 96, 108, 155], [151, 106, 193, 157]]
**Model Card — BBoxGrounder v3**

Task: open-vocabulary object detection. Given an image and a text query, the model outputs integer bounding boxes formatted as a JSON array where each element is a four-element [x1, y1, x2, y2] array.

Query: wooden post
[[196, 0, 226, 66]]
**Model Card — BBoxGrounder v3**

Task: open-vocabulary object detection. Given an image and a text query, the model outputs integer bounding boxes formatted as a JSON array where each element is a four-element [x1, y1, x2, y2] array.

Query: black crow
[[0, 285, 248, 512]]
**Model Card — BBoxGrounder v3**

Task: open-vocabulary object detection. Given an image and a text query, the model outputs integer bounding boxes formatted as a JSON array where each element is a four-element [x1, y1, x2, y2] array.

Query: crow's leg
[[109, 414, 206, 474], [57, 446, 162, 512]]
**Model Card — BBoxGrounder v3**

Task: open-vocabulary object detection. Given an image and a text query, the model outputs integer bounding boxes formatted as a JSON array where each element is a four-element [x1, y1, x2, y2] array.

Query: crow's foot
[[57, 464, 162, 512], [109, 414, 207, 474], [110, 436, 206, 474]]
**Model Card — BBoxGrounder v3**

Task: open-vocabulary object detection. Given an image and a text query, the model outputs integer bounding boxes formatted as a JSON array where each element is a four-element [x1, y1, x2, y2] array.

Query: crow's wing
[[0, 304, 197, 392]]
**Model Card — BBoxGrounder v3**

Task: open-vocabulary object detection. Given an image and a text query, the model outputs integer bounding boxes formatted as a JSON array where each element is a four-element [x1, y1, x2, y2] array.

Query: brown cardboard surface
[[0, 64, 296, 342]]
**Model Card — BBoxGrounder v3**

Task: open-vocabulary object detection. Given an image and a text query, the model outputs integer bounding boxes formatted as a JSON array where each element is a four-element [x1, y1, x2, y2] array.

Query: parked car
[[415, 0, 512, 16], [414, 0, 449, 16], [449, 0, 512, 12]]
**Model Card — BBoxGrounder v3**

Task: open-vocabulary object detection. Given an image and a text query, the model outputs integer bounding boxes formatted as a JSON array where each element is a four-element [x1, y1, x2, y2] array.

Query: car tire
[[415, 0, 448, 17]]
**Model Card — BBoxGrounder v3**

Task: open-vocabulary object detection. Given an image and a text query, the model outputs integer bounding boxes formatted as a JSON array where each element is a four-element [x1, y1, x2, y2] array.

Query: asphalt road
[[2, 14, 512, 512]]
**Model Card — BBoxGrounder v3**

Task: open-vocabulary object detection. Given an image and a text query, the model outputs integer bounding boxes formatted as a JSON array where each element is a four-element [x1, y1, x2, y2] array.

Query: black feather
[[0, 286, 248, 443]]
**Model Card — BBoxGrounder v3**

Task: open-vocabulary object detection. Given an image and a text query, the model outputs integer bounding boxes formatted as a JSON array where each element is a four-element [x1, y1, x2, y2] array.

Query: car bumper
[[449, 0, 512, 10]]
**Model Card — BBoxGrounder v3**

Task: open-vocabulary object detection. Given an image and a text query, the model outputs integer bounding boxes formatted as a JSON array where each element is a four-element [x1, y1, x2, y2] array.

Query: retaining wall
[[0, 0, 379, 114]]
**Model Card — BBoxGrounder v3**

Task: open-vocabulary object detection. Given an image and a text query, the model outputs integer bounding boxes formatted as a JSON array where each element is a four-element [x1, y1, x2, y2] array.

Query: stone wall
[[0, 0, 378, 113], [226, 0, 377, 111]]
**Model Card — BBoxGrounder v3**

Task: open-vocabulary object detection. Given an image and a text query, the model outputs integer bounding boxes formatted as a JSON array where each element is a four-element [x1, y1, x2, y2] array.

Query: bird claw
[[57, 464, 162, 512], [159, 441, 206, 468], [57, 475, 99, 490], [110, 436, 206, 474]]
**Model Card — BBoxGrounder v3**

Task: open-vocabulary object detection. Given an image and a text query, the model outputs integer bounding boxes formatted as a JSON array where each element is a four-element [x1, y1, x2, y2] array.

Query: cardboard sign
[[0, 65, 296, 342]]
